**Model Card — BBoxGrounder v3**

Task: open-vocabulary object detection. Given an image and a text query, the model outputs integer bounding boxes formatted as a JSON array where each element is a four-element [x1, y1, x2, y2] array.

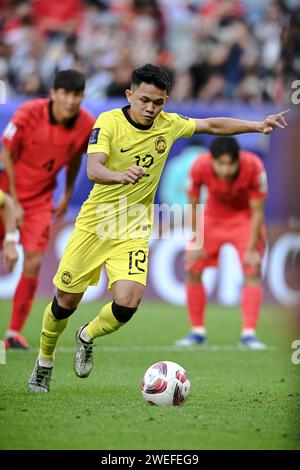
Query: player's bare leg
[[239, 270, 266, 349], [75, 280, 145, 378], [5, 251, 43, 350], [28, 289, 83, 392]]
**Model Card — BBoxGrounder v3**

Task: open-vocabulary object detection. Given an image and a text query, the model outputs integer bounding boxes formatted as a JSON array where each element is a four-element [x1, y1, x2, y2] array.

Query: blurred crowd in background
[[0, 0, 299, 102]]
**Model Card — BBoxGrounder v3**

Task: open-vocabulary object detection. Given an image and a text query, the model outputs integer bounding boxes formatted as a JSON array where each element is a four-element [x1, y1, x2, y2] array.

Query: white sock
[[5, 329, 20, 338], [38, 356, 54, 368], [242, 328, 255, 337], [80, 326, 92, 343], [192, 327, 206, 335]]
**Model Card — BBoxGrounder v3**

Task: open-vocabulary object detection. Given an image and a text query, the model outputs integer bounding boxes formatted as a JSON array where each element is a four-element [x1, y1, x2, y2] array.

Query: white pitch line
[[18, 345, 278, 353]]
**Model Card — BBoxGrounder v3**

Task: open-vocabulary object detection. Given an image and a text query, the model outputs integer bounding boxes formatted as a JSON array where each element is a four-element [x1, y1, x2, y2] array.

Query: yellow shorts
[[53, 227, 149, 293]]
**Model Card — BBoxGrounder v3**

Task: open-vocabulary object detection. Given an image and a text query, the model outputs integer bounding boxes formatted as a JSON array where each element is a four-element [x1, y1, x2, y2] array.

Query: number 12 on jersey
[[134, 155, 154, 176]]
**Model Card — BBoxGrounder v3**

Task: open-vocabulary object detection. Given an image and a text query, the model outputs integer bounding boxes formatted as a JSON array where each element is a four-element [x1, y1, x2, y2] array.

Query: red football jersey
[[187, 151, 268, 218], [1, 98, 95, 205]]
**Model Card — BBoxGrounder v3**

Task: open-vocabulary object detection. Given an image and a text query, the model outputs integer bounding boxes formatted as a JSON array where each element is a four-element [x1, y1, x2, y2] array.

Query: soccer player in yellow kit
[[28, 64, 288, 392]]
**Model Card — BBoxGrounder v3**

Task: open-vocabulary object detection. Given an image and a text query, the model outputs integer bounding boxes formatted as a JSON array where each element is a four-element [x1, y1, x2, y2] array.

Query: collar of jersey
[[122, 105, 154, 130], [49, 100, 79, 128]]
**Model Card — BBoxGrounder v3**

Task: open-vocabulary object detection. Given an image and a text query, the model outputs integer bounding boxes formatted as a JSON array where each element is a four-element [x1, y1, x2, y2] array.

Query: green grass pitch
[[0, 299, 299, 450]]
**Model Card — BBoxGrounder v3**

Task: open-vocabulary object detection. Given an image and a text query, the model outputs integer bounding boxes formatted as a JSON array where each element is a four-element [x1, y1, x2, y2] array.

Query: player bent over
[[0, 70, 95, 349], [0, 189, 18, 272], [28, 63, 288, 392], [176, 137, 268, 349]]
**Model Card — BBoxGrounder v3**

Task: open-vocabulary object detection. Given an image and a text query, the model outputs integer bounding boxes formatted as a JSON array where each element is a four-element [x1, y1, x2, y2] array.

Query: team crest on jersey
[[61, 271, 73, 285], [155, 136, 167, 154], [88, 128, 100, 145]]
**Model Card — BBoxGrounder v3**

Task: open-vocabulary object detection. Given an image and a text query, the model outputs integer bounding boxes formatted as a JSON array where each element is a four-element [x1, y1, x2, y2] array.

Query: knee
[[113, 291, 142, 309], [24, 252, 43, 276], [186, 269, 202, 284], [244, 274, 261, 287], [55, 289, 82, 312], [51, 296, 77, 320], [111, 301, 138, 323]]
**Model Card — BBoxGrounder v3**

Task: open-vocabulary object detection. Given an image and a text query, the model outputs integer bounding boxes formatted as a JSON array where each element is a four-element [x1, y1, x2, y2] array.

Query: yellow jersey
[[75, 106, 196, 239]]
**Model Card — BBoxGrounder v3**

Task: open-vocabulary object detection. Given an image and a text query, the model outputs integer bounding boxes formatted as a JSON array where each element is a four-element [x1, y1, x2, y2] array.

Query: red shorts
[[0, 203, 53, 253], [188, 214, 266, 276]]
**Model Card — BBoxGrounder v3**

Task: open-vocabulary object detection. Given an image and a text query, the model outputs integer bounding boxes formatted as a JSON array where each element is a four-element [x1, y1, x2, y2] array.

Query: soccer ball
[[141, 361, 191, 406]]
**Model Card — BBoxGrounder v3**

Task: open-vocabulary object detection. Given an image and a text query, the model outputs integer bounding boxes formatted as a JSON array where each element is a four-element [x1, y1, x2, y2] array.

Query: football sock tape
[[111, 302, 137, 323], [51, 296, 77, 320]]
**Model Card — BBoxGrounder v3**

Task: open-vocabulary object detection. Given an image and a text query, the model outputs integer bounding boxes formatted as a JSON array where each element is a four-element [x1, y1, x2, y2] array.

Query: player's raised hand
[[120, 166, 145, 184], [261, 109, 289, 135]]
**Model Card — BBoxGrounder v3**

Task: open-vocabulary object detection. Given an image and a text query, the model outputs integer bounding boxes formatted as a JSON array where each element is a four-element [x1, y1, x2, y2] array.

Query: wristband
[[4, 232, 18, 243]]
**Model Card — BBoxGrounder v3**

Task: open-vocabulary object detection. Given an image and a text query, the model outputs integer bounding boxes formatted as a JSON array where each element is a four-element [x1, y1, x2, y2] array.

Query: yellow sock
[[86, 302, 123, 340], [39, 302, 69, 361]]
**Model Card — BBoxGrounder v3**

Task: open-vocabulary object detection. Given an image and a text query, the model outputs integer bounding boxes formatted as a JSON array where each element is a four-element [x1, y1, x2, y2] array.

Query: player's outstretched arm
[[244, 199, 265, 268], [194, 109, 289, 136], [0, 144, 24, 227], [87, 152, 145, 185]]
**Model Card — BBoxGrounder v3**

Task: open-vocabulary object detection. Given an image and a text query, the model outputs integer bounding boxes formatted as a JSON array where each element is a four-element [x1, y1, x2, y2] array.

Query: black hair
[[131, 63, 171, 94], [210, 137, 240, 163], [53, 69, 85, 92]]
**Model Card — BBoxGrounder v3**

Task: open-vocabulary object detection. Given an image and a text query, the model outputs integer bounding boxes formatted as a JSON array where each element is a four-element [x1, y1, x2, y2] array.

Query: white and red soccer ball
[[141, 361, 191, 406]]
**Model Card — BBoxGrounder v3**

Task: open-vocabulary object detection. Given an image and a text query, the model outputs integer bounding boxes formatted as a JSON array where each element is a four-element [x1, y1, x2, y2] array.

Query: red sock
[[9, 275, 39, 333], [241, 286, 263, 331], [186, 283, 206, 328]]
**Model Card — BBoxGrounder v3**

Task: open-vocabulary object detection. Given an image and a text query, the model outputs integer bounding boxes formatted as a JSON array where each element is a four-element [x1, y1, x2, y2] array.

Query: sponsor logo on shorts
[[61, 271, 73, 285], [155, 136, 167, 154]]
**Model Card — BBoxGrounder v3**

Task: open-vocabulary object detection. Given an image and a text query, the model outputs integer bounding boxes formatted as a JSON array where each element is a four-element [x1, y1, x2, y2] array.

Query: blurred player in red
[[176, 137, 268, 349], [0, 69, 95, 349]]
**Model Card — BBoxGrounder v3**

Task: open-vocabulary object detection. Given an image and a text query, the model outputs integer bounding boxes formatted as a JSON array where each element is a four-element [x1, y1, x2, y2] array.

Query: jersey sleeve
[[249, 156, 268, 200], [186, 157, 204, 199], [169, 113, 196, 140], [87, 112, 113, 156], [0, 189, 4, 207], [1, 104, 28, 153]]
